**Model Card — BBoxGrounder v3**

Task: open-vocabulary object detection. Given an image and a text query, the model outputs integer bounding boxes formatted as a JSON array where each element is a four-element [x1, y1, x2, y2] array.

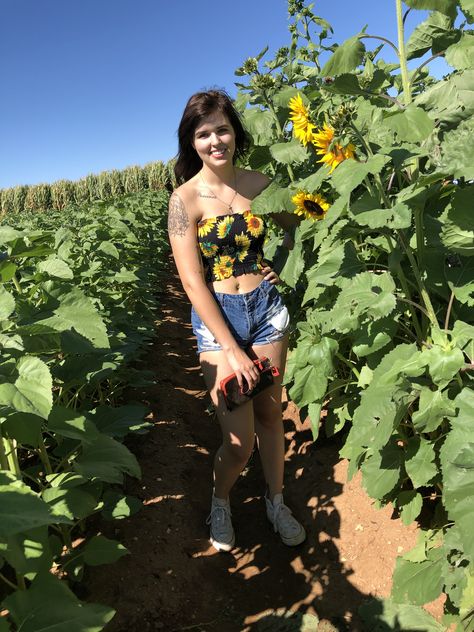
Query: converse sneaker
[[206, 496, 235, 552], [265, 493, 306, 546]]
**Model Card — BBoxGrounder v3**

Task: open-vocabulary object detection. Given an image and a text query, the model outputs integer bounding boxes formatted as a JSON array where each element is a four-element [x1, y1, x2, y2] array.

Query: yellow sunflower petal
[[292, 190, 330, 221]]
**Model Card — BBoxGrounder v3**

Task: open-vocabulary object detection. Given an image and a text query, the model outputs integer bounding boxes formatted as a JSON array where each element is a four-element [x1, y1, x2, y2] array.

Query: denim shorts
[[191, 279, 290, 354]]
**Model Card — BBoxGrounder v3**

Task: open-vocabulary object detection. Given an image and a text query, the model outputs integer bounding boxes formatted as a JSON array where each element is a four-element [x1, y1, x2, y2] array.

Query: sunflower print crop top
[[197, 210, 267, 282]]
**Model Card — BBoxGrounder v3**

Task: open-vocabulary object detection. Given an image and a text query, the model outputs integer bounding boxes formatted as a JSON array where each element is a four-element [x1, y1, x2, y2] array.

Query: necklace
[[199, 168, 238, 213]]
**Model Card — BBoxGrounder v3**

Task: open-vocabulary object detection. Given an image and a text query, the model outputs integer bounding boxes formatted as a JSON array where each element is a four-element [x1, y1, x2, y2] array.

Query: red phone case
[[220, 357, 280, 411]]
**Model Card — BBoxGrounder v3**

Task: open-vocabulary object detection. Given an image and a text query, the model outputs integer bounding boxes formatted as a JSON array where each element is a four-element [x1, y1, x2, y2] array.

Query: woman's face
[[192, 112, 236, 168]]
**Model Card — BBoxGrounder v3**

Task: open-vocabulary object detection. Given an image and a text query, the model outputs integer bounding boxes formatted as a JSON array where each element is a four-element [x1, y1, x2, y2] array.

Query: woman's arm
[[167, 191, 260, 389]]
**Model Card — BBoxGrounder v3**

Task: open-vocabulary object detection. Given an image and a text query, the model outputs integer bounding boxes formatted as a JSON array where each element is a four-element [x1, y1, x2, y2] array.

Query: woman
[[168, 89, 305, 552]]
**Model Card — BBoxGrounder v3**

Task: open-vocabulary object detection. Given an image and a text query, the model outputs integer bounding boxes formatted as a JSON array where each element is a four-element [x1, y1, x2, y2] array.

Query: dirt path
[[86, 263, 427, 631]]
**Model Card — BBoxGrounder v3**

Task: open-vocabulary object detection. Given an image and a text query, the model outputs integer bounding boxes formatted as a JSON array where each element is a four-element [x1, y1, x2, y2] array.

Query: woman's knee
[[220, 437, 254, 467]]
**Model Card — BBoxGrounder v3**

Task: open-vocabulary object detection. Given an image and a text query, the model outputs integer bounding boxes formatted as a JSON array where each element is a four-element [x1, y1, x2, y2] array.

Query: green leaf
[[403, 0, 458, 17], [97, 241, 119, 259], [288, 365, 327, 408], [441, 188, 474, 256], [423, 344, 465, 385], [2, 411, 43, 447], [82, 535, 128, 566], [396, 490, 423, 526], [415, 69, 474, 126], [351, 194, 412, 230], [0, 483, 70, 538], [0, 617, 9, 632], [0, 527, 52, 577], [248, 145, 272, 170], [445, 256, 474, 306], [452, 319, 474, 361], [321, 35, 366, 77], [89, 404, 151, 438], [405, 437, 439, 488], [0, 226, 23, 245], [101, 491, 143, 520], [3, 572, 115, 632], [0, 259, 17, 282], [445, 32, 474, 70], [460, 0, 474, 22], [321, 73, 366, 95], [269, 139, 309, 165], [360, 597, 445, 631], [352, 317, 397, 357], [0, 356, 52, 419], [47, 406, 100, 444], [36, 287, 110, 349], [330, 154, 390, 197], [361, 441, 402, 499], [308, 402, 322, 440], [42, 487, 99, 521], [242, 108, 275, 146], [412, 387, 456, 432], [279, 239, 305, 288], [406, 11, 458, 59], [391, 553, 444, 606], [271, 86, 300, 109], [0, 286, 15, 320], [75, 434, 141, 484], [37, 258, 74, 279], [251, 181, 294, 215], [438, 117, 474, 180], [382, 105, 435, 142]]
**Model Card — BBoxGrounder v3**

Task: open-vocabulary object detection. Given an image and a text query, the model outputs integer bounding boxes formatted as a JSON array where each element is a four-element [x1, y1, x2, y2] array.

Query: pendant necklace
[[200, 168, 238, 214]]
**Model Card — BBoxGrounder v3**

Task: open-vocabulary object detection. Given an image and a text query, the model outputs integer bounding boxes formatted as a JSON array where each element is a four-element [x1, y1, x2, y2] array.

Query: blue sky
[[0, 0, 451, 189]]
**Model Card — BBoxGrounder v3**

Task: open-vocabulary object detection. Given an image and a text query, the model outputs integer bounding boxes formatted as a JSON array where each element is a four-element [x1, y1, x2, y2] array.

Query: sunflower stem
[[264, 94, 295, 182], [396, 0, 412, 105], [335, 352, 360, 380]]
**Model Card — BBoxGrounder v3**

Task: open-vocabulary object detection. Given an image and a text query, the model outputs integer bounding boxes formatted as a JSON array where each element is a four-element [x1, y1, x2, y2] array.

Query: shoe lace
[[273, 502, 299, 536], [206, 504, 232, 535]]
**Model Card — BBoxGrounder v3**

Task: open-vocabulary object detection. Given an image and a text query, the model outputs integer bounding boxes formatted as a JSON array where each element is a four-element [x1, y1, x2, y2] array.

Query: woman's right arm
[[167, 191, 260, 390]]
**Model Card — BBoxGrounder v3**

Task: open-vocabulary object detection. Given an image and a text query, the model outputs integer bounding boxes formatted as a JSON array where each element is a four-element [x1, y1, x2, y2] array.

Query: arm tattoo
[[168, 192, 190, 237]]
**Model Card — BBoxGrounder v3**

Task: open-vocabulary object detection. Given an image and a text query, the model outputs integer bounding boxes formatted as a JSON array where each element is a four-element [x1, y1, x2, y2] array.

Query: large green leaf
[[74, 434, 141, 484], [405, 437, 439, 488], [352, 317, 397, 357], [101, 491, 143, 521], [1, 411, 43, 447], [0, 286, 15, 320], [97, 241, 119, 259], [330, 154, 390, 197], [0, 483, 70, 539], [42, 487, 99, 521], [415, 69, 474, 126], [242, 108, 275, 146], [361, 441, 403, 499], [445, 256, 474, 306], [404, 0, 458, 16], [307, 239, 362, 287], [3, 572, 115, 632], [360, 597, 445, 631], [88, 404, 151, 438], [396, 490, 423, 526], [0, 356, 52, 419], [36, 287, 110, 349], [391, 552, 444, 606], [441, 188, 474, 256], [321, 35, 366, 77], [82, 535, 128, 566], [460, 0, 474, 22], [350, 194, 412, 230], [412, 386, 456, 432], [440, 388, 474, 560], [406, 11, 458, 59], [251, 181, 294, 215], [382, 105, 435, 142], [0, 527, 52, 577], [269, 139, 309, 165], [288, 365, 327, 408], [37, 258, 74, 280], [445, 32, 474, 70], [438, 117, 474, 180], [423, 344, 465, 385], [47, 406, 100, 444], [452, 319, 474, 361], [278, 239, 305, 287]]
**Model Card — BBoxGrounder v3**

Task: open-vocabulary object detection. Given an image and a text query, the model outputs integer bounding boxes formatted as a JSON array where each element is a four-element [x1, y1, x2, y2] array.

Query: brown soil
[[85, 263, 442, 632]]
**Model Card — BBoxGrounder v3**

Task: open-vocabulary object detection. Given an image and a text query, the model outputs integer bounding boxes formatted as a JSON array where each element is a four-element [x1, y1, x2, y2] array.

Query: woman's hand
[[261, 264, 281, 285], [225, 346, 260, 393]]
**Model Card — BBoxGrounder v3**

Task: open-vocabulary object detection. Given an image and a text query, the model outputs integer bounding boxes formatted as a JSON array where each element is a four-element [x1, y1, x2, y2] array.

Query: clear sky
[[0, 0, 450, 189]]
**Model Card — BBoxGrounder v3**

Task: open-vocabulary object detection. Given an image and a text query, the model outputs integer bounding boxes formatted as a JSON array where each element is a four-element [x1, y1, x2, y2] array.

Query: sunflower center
[[304, 200, 324, 216]]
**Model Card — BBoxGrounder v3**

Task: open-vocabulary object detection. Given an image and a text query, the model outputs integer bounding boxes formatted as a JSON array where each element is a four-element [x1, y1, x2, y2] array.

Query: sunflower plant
[[235, 0, 474, 628]]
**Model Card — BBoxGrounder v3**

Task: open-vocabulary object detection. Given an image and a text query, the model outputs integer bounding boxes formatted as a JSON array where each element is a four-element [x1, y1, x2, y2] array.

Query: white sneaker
[[206, 496, 235, 552], [265, 493, 306, 546]]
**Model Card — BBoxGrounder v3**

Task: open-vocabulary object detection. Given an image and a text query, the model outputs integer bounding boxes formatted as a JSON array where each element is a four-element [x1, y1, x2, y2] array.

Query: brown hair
[[174, 89, 250, 184]]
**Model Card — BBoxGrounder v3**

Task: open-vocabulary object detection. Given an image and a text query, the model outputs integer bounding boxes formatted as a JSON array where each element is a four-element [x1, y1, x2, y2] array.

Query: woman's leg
[[249, 335, 289, 500], [199, 349, 256, 500]]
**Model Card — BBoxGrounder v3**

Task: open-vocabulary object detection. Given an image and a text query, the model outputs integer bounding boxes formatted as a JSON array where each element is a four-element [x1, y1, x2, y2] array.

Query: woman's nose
[[209, 132, 221, 144]]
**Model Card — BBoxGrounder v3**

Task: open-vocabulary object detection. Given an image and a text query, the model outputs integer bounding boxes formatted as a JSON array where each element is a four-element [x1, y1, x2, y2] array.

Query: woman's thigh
[[199, 349, 255, 453], [249, 335, 289, 424]]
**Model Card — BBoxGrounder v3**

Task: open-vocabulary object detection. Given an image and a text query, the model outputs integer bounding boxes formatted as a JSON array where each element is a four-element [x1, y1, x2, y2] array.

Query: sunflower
[[216, 215, 234, 239], [245, 213, 264, 238], [213, 255, 234, 281], [197, 217, 216, 238], [312, 123, 356, 173], [288, 93, 315, 146], [235, 233, 250, 261], [200, 241, 219, 258], [292, 191, 330, 221]]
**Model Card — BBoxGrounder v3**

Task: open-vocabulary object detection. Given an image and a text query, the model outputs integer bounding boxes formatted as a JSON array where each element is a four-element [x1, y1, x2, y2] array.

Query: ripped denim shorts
[[191, 279, 290, 354]]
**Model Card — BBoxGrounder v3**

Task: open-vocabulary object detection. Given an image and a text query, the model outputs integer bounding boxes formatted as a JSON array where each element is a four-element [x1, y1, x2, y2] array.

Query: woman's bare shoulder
[[169, 178, 200, 217]]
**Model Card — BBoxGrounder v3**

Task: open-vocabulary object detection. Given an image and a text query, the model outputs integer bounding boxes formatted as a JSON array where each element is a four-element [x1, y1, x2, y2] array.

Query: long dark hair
[[174, 89, 250, 184]]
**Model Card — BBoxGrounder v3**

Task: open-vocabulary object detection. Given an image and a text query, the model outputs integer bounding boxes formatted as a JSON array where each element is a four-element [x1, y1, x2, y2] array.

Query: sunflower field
[[236, 0, 474, 628]]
